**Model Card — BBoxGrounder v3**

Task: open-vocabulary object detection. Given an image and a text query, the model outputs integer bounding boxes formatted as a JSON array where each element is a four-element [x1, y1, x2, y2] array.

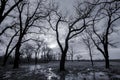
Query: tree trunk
[[90, 54, 94, 67], [35, 57, 37, 65], [2, 55, 9, 66], [60, 73, 65, 80], [71, 54, 73, 61], [13, 53, 20, 68], [27, 57, 30, 63], [104, 44, 110, 69], [88, 47, 94, 67], [13, 43, 21, 68], [105, 56, 109, 69], [2, 56, 7, 66], [35, 52, 38, 65], [60, 51, 67, 71]]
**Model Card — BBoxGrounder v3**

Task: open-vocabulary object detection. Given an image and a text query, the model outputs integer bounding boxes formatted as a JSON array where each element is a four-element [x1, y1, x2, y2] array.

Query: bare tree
[[2, 30, 19, 66], [34, 39, 44, 65], [68, 46, 74, 61], [0, 0, 23, 35], [47, 1, 95, 71], [13, 0, 50, 68], [41, 43, 52, 62], [76, 54, 82, 61], [88, 0, 120, 68], [20, 43, 35, 63], [45, 47, 52, 61], [81, 32, 94, 67]]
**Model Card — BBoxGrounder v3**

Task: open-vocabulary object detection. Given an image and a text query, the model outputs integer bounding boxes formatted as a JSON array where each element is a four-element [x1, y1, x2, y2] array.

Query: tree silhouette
[[0, 0, 23, 35], [87, 0, 120, 68], [47, 1, 96, 71]]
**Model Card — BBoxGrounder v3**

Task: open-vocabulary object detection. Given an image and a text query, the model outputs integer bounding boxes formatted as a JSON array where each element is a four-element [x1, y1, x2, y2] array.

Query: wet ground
[[0, 61, 120, 80]]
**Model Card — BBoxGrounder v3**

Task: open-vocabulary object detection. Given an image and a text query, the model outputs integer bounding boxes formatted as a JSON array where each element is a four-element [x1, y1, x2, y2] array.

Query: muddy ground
[[0, 61, 120, 80]]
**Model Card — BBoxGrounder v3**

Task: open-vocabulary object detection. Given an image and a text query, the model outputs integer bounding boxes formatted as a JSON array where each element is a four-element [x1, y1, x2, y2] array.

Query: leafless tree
[[68, 46, 74, 61], [87, 0, 120, 68], [12, 0, 50, 68], [47, 1, 96, 71], [81, 32, 94, 67], [20, 43, 35, 63], [0, 0, 23, 35], [1, 0, 50, 67], [41, 43, 52, 62], [33, 39, 44, 65], [2, 30, 19, 66], [76, 54, 82, 61]]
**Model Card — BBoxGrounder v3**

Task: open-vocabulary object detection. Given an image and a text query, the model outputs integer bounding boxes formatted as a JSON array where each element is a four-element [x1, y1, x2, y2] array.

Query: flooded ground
[[0, 61, 120, 80]]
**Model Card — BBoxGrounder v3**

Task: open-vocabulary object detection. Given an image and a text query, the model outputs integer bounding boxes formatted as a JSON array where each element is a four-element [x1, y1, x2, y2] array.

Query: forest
[[0, 0, 120, 80]]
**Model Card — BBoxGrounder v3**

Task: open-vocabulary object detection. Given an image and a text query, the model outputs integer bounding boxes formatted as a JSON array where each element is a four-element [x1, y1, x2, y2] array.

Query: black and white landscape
[[0, 0, 120, 80]]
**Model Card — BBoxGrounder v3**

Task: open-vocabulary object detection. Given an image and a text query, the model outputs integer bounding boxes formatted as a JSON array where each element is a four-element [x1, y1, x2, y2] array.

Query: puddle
[[28, 65, 42, 71], [42, 68, 111, 80], [57, 68, 120, 80], [28, 66, 120, 80], [2, 65, 120, 80], [45, 68, 59, 80], [59, 71, 120, 80], [24, 65, 59, 80]]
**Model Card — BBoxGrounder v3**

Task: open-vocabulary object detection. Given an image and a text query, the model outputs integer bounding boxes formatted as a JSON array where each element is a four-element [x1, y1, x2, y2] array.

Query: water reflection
[[28, 64, 41, 71], [46, 68, 59, 80], [59, 72, 66, 80], [59, 71, 110, 80], [20, 65, 120, 80]]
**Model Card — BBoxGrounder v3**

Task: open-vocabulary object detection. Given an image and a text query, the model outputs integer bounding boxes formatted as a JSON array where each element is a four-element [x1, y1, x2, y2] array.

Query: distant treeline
[[0, 55, 54, 65], [0, 56, 119, 65]]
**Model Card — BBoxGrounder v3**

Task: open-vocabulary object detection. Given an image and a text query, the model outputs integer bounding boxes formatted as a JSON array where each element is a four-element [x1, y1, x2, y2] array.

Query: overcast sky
[[0, 0, 120, 60], [45, 0, 120, 60]]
